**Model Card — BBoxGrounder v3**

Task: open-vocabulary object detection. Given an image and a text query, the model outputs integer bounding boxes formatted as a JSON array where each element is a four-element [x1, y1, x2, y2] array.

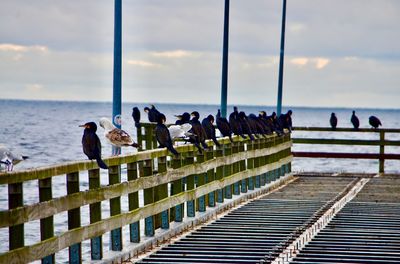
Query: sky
[[0, 0, 399, 109]]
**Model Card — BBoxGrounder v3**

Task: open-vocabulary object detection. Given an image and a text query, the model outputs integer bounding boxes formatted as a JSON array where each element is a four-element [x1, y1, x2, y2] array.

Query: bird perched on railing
[[202, 114, 221, 147], [330, 113, 338, 130], [132, 107, 141, 128], [144, 105, 160, 122], [369, 116, 382, 129], [248, 113, 268, 137], [0, 145, 28, 171], [168, 123, 193, 140], [99, 117, 139, 154], [216, 109, 233, 143], [175, 112, 191, 125], [229, 106, 246, 139], [190, 111, 209, 149], [238, 111, 255, 140], [351, 110, 360, 130], [279, 110, 293, 133], [155, 113, 179, 156], [79, 122, 108, 169]]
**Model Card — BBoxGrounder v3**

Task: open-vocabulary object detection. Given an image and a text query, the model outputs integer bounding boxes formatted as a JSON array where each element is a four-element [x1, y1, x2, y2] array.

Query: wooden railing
[[0, 128, 292, 263], [292, 127, 400, 173]]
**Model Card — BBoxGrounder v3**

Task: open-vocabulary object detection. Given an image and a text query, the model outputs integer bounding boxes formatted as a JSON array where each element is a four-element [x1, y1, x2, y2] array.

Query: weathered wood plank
[[293, 126, 400, 133], [38, 177, 55, 263], [292, 137, 400, 146], [88, 169, 102, 260], [66, 172, 81, 263], [108, 165, 122, 251]]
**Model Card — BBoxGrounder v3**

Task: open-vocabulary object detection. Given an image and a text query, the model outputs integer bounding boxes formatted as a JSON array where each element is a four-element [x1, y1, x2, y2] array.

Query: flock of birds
[[0, 106, 384, 172], [80, 105, 293, 170], [329, 110, 382, 130]]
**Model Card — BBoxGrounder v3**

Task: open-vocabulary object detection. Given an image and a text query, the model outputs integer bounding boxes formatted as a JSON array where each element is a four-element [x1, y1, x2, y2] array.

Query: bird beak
[[79, 124, 86, 128]]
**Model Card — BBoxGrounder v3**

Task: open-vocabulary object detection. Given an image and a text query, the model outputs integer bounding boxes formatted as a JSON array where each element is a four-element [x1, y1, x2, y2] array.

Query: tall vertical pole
[[112, 0, 122, 155], [277, 0, 287, 116], [220, 0, 230, 118]]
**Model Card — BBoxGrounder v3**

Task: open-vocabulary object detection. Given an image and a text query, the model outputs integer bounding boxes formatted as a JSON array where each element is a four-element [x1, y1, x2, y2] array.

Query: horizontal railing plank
[[293, 126, 400, 133], [0, 140, 292, 227], [0, 155, 292, 264], [292, 138, 400, 146], [292, 151, 400, 160]]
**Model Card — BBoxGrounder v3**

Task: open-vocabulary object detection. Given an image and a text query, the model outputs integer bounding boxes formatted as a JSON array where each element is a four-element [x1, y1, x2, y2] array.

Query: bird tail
[[22, 156, 29, 160], [167, 145, 179, 157], [131, 143, 140, 148], [96, 157, 108, 169]]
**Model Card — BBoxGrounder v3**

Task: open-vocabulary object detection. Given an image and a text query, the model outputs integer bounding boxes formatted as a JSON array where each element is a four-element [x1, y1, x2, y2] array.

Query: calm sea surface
[[1, 99, 399, 262]]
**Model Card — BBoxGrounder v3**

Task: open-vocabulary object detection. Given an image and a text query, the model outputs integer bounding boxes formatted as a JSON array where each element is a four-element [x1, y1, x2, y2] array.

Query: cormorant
[[258, 111, 273, 134], [216, 109, 233, 142], [351, 111, 360, 130], [132, 107, 141, 128], [175, 112, 191, 125], [155, 114, 179, 156], [248, 114, 268, 137], [330, 113, 338, 130], [80, 122, 108, 169], [99, 118, 140, 151], [190, 111, 209, 149], [279, 110, 293, 133], [229, 106, 246, 139], [0, 145, 28, 171], [202, 114, 221, 147], [369, 116, 382, 129], [144, 105, 160, 122], [238, 111, 255, 140]]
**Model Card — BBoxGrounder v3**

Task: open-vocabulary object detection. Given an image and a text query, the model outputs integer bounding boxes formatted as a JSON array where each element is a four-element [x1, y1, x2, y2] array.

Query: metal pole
[[112, 0, 122, 155], [220, 0, 230, 118], [277, 0, 287, 116]]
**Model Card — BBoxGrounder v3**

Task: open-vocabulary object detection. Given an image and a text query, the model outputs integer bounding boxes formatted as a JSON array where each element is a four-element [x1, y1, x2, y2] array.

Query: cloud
[[25, 83, 44, 92], [126, 60, 162, 68], [290, 57, 309, 66], [289, 57, 330, 69], [0, 43, 48, 53], [151, 50, 195, 58]]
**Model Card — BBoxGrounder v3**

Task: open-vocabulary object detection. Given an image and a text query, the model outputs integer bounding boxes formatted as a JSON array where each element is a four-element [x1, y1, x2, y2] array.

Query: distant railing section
[[0, 123, 292, 263], [292, 127, 400, 173]]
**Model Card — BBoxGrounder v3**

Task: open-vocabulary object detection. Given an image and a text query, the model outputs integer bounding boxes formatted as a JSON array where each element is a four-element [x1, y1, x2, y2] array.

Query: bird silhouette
[[80, 122, 108, 169], [351, 111, 360, 130], [202, 114, 221, 147], [238, 111, 255, 140], [155, 114, 179, 156], [369, 116, 382, 129], [190, 111, 209, 149], [132, 107, 141, 128], [229, 106, 246, 139], [216, 109, 233, 142], [330, 113, 338, 130], [99, 118, 139, 151], [144, 105, 161, 122]]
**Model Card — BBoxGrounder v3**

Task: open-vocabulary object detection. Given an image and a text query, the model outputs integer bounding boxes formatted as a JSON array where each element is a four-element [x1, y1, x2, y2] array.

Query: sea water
[[1, 99, 399, 262]]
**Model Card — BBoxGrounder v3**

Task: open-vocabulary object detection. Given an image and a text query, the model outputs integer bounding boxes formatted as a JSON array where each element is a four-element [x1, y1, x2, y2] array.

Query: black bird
[[190, 111, 209, 149], [369, 116, 382, 129], [279, 110, 293, 133], [132, 107, 141, 128], [144, 105, 160, 122], [175, 112, 191, 125], [79, 122, 108, 169], [216, 109, 233, 142], [202, 114, 221, 147], [155, 114, 179, 156], [258, 111, 273, 134], [330, 113, 338, 130], [248, 114, 268, 137], [351, 110, 360, 130], [238, 112, 255, 140], [229, 106, 246, 139]]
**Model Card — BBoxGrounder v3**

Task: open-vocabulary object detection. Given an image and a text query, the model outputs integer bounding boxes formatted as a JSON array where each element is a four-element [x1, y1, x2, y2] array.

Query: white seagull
[[99, 118, 139, 150], [0, 145, 28, 171], [168, 123, 193, 140]]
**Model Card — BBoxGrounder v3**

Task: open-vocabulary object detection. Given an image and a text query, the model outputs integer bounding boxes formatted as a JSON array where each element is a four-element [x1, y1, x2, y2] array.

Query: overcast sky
[[1, 0, 399, 108]]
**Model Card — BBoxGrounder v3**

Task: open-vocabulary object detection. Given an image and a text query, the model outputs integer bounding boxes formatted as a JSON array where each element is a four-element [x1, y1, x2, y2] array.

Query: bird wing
[[168, 125, 185, 139], [106, 128, 133, 146]]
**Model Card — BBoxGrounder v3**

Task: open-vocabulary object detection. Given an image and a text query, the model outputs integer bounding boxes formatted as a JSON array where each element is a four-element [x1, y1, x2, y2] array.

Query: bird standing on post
[[351, 111, 360, 130], [190, 111, 209, 149], [132, 107, 141, 128], [155, 114, 179, 156], [99, 117, 139, 154], [202, 114, 221, 147], [144, 105, 160, 122], [229, 106, 246, 139], [330, 113, 338, 130], [79, 122, 108, 169], [369, 116, 382, 129], [216, 109, 233, 142]]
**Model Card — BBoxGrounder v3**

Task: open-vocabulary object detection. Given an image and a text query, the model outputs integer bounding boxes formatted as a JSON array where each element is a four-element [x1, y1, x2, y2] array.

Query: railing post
[[88, 169, 103, 260], [127, 162, 140, 241], [67, 172, 82, 263], [240, 140, 248, 193], [143, 159, 155, 236], [205, 147, 216, 207], [156, 156, 169, 229], [224, 141, 233, 199], [108, 165, 122, 250], [137, 126, 143, 151], [196, 149, 206, 213], [144, 125, 154, 150], [247, 141, 255, 190], [171, 154, 183, 222], [215, 143, 224, 203], [379, 131, 385, 173], [185, 151, 196, 216], [8, 183, 24, 250], [254, 138, 261, 188], [39, 178, 55, 264], [232, 141, 240, 195]]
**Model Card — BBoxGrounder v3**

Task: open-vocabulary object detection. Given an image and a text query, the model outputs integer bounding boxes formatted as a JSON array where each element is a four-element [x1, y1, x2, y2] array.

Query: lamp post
[[220, 0, 230, 118], [277, 0, 287, 116]]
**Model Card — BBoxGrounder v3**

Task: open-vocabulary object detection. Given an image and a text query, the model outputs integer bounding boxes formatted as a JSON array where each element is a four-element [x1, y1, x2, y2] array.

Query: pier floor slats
[[135, 176, 358, 263]]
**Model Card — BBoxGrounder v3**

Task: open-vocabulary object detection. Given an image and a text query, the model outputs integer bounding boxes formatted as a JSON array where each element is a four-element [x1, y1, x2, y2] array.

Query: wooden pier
[[1, 125, 399, 263]]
